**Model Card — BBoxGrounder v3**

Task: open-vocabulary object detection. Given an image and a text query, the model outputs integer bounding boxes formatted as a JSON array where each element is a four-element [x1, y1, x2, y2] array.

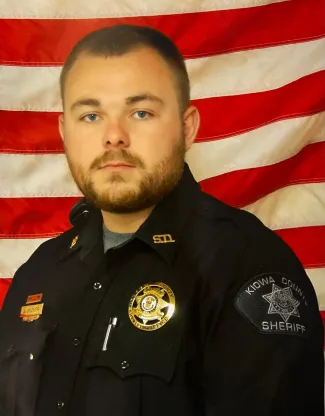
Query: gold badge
[[128, 282, 175, 331], [20, 303, 44, 322], [26, 293, 43, 304], [70, 235, 79, 249]]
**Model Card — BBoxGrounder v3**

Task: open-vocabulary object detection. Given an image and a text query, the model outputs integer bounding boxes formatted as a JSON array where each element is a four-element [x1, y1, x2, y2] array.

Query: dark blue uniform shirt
[[0, 165, 323, 416]]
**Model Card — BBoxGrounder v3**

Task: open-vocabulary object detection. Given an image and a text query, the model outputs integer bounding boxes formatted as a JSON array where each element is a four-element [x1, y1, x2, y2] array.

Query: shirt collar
[[56, 207, 103, 266], [135, 164, 200, 264], [58, 164, 200, 265]]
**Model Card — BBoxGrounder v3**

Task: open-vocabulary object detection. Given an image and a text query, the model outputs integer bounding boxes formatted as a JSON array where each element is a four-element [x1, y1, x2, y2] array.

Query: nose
[[102, 120, 130, 149]]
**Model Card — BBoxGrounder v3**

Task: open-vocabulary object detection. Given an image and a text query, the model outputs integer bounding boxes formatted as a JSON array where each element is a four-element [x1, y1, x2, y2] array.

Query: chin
[[97, 183, 139, 201]]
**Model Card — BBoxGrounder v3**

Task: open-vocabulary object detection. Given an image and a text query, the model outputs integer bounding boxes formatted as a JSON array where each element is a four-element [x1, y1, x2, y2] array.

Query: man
[[0, 24, 323, 416]]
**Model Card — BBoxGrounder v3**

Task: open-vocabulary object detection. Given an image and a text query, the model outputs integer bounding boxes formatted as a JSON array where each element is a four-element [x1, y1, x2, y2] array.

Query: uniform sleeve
[[0, 264, 27, 323], [202, 230, 324, 416], [0, 237, 53, 327]]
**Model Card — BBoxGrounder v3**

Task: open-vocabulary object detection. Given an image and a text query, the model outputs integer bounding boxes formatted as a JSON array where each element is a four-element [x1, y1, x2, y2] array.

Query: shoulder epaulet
[[69, 198, 95, 227]]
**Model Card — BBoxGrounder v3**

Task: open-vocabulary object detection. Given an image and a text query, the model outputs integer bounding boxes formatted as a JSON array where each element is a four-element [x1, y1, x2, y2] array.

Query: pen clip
[[102, 317, 118, 351]]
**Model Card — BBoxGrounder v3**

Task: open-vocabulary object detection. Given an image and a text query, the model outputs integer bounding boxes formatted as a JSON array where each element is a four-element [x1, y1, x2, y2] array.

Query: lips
[[100, 162, 134, 169], [99, 162, 134, 169]]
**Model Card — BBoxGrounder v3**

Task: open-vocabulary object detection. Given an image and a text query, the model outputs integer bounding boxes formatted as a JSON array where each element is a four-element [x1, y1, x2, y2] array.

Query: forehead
[[64, 48, 178, 103]]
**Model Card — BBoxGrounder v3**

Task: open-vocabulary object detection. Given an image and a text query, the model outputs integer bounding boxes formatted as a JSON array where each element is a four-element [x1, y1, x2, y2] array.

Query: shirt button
[[121, 360, 130, 370], [57, 400, 65, 410], [72, 338, 81, 347], [93, 282, 102, 290]]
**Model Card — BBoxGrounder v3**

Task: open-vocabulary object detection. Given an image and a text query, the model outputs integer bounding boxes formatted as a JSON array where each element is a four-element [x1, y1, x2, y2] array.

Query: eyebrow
[[125, 93, 164, 106], [70, 98, 101, 112], [70, 93, 164, 112]]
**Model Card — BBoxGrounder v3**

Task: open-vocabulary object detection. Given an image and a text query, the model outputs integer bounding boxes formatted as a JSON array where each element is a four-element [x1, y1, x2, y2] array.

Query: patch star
[[262, 284, 300, 322]]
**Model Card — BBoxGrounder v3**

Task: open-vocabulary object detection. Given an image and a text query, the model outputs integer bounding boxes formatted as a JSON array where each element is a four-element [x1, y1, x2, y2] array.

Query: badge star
[[135, 290, 169, 323], [262, 284, 300, 322]]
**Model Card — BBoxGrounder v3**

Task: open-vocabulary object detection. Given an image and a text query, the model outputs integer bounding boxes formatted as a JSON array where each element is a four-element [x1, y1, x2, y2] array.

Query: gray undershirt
[[103, 225, 133, 253]]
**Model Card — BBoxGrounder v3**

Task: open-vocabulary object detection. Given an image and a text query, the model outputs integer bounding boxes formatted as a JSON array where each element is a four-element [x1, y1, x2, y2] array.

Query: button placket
[[36, 258, 115, 414]]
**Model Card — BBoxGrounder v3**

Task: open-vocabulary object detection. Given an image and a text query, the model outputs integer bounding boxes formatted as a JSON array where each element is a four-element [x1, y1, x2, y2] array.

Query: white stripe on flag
[[1, 114, 323, 198], [0, 238, 49, 278], [0, 154, 80, 198], [1, 182, 324, 241], [0, 0, 287, 18], [1, 38, 324, 111], [244, 182, 325, 230], [187, 112, 325, 182]]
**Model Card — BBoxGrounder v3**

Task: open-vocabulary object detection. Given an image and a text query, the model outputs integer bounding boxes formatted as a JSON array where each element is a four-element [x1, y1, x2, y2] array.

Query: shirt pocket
[[0, 320, 56, 416], [86, 314, 182, 383]]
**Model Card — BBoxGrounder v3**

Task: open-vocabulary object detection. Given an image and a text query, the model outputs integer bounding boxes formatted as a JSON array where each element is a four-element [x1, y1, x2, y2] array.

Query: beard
[[65, 135, 186, 214]]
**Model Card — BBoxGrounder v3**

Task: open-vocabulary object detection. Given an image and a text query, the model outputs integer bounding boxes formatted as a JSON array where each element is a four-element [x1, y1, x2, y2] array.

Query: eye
[[133, 111, 152, 120], [81, 114, 99, 122]]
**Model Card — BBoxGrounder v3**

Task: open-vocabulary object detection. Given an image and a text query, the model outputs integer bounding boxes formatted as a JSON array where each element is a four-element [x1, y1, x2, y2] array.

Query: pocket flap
[[86, 316, 181, 383]]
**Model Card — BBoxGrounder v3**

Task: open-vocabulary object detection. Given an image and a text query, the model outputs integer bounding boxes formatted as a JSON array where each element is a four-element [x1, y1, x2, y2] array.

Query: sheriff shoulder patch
[[235, 272, 310, 338]]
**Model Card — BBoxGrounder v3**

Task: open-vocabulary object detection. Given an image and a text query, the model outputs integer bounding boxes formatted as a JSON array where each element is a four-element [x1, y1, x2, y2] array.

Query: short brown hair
[[60, 24, 190, 112]]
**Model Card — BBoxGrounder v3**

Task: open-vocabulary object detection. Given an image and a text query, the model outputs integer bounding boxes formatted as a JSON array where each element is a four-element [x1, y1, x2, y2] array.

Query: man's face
[[59, 47, 198, 213]]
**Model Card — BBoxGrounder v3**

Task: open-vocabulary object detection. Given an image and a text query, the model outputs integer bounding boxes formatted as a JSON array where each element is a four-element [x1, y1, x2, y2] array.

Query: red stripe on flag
[[1, 71, 324, 153], [1, 144, 324, 237], [275, 226, 325, 269], [200, 142, 325, 207], [1, 0, 324, 65], [0, 197, 80, 238], [0, 279, 12, 309], [320, 311, 325, 345], [321, 310, 325, 325], [0, 111, 62, 154], [195, 71, 325, 143]]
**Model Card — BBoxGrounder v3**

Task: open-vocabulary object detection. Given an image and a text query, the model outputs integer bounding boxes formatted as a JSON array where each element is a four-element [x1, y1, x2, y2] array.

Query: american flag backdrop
[[0, 0, 324, 338]]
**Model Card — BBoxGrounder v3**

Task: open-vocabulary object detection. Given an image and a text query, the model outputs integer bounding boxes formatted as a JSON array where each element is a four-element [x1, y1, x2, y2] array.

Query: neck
[[101, 206, 155, 233]]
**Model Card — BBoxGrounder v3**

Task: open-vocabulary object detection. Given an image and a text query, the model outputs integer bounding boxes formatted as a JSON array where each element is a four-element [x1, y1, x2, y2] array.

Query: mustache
[[91, 150, 145, 170]]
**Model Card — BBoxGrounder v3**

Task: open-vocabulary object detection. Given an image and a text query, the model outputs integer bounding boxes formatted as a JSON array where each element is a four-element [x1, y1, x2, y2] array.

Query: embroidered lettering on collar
[[153, 234, 175, 244]]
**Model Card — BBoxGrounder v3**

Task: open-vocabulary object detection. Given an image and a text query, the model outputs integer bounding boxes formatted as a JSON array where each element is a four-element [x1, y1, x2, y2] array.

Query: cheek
[[136, 139, 176, 169], [65, 140, 97, 174], [134, 119, 181, 165], [64, 126, 100, 168]]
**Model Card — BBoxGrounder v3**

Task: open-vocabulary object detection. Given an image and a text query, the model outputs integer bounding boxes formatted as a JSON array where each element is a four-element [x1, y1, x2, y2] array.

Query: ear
[[183, 105, 200, 151], [58, 114, 65, 143]]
